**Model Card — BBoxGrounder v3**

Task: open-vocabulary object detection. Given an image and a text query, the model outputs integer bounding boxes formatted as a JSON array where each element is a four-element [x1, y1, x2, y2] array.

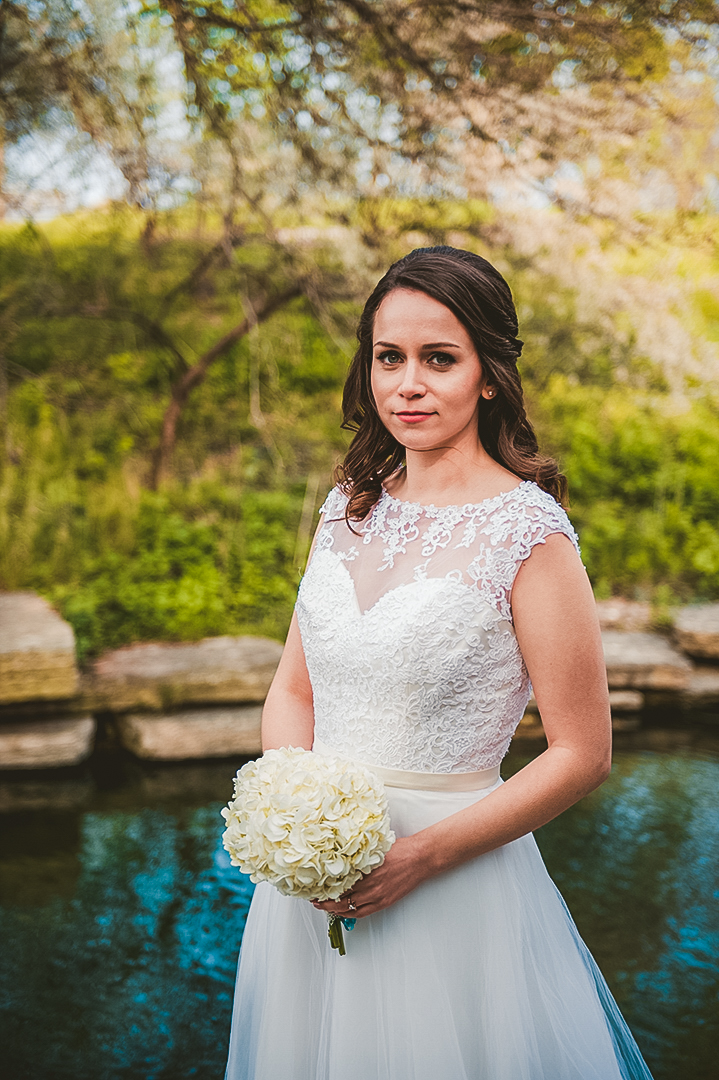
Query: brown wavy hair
[[335, 246, 567, 521]]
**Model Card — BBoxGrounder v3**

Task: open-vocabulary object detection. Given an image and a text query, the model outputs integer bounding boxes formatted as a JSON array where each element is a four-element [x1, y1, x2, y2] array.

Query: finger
[[312, 899, 353, 913], [313, 900, 364, 919]]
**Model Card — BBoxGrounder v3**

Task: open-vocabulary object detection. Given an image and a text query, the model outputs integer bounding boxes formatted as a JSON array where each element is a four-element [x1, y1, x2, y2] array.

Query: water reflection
[[0, 759, 254, 1080], [532, 753, 719, 1080], [0, 746, 717, 1080]]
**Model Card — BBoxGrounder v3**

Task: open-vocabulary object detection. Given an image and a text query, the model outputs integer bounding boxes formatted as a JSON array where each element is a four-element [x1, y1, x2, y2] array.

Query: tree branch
[[150, 282, 303, 487], [157, 228, 245, 317]]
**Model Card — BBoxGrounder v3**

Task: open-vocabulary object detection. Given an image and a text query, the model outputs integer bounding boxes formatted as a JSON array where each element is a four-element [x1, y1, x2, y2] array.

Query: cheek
[[448, 371, 482, 414]]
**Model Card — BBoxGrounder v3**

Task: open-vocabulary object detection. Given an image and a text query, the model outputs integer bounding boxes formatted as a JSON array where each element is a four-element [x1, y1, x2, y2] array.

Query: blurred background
[[2, 0, 719, 653], [1, 3, 719, 1078]]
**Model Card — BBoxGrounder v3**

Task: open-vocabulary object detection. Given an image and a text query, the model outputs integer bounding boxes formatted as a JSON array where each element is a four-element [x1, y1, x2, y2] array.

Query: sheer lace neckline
[[317, 480, 581, 625], [379, 479, 528, 514]]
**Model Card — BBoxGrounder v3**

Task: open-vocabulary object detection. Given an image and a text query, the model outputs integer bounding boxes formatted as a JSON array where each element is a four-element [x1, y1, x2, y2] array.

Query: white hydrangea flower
[[221, 746, 395, 901]]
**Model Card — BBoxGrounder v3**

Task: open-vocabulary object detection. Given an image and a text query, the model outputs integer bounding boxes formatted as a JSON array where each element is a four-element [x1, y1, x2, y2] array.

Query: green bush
[[535, 378, 719, 601], [47, 488, 304, 663]]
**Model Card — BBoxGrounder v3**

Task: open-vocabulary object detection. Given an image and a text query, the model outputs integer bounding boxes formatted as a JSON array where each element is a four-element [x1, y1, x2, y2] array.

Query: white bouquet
[[221, 746, 395, 954]]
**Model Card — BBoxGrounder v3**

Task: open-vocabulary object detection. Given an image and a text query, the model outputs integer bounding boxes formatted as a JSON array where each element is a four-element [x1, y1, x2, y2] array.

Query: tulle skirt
[[225, 779, 653, 1080]]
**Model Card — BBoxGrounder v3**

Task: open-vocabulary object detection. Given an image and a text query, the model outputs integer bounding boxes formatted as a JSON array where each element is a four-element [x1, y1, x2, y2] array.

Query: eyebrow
[[373, 340, 462, 349]]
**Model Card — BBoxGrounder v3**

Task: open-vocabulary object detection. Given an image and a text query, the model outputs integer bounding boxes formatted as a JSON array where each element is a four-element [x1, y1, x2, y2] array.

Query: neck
[[396, 441, 513, 507]]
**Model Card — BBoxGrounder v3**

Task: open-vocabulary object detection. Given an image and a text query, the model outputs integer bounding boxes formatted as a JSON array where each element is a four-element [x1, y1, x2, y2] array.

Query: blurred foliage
[[149, 0, 719, 205], [536, 381, 719, 601], [1, 202, 718, 661], [5, 0, 719, 224], [48, 488, 304, 664]]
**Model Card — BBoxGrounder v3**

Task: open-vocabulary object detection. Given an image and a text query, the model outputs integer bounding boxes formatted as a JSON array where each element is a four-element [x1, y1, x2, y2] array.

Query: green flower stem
[[327, 915, 346, 955]]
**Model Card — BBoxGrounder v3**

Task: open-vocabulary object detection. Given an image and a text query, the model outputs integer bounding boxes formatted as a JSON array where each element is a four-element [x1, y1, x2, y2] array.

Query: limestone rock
[[81, 635, 283, 712], [116, 705, 262, 760], [595, 599, 652, 633], [673, 604, 719, 660], [681, 667, 719, 710], [0, 592, 78, 704], [602, 631, 691, 691], [0, 716, 95, 769]]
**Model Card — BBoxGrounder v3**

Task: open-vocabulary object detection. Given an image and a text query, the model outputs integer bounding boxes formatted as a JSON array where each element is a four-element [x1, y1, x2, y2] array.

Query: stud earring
[[486, 389, 495, 398]]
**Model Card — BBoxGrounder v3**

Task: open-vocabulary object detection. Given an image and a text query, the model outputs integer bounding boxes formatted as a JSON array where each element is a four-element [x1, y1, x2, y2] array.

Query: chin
[[390, 430, 435, 449]]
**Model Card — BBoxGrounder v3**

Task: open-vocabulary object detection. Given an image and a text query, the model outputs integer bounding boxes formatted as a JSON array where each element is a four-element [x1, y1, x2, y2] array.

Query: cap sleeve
[[318, 484, 349, 521], [510, 486, 581, 563], [473, 484, 581, 622]]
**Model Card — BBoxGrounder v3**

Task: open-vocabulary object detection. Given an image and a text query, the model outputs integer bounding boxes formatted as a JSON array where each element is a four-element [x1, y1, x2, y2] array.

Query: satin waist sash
[[312, 738, 501, 792]]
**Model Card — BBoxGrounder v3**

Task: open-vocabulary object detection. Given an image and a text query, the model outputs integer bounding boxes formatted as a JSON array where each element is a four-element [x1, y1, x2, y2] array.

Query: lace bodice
[[295, 481, 580, 773]]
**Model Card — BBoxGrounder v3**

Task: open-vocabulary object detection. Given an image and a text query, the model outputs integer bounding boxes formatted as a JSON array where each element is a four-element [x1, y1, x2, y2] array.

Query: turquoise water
[[1, 745, 718, 1079]]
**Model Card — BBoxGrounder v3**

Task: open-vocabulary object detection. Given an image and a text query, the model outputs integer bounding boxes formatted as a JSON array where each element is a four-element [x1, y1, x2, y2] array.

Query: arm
[[315, 531, 611, 918], [261, 611, 315, 751], [261, 515, 323, 751]]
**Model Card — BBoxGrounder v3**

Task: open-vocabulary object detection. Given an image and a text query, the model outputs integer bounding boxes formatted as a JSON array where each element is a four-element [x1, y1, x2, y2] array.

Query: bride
[[225, 246, 654, 1079]]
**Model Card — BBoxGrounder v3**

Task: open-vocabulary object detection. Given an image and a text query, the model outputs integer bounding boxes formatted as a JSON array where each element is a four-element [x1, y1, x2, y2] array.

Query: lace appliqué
[[318, 482, 580, 622]]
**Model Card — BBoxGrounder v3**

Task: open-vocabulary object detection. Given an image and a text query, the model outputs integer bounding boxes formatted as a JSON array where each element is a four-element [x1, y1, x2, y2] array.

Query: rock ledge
[[602, 631, 691, 691], [0, 593, 78, 704], [116, 706, 262, 760], [81, 635, 284, 712], [673, 604, 719, 660], [0, 717, 95, 769]]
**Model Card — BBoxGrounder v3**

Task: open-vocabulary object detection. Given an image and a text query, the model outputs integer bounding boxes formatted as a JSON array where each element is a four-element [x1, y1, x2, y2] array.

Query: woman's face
[[370, 288, 493, 453]]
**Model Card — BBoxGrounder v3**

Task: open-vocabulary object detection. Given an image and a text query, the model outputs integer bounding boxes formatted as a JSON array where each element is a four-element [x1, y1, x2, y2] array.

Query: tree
[[153, 0, 719, 212], [8, 1, 719, 208], [0, 3, 356, 482], [1, 2, 151, 212]]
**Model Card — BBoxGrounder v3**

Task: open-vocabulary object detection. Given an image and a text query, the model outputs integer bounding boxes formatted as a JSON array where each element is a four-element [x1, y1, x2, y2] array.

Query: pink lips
[[395, 412, 435, 424]]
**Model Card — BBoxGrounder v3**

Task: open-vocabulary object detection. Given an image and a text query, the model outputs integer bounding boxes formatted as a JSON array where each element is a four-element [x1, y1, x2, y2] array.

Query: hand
[[311, 835, 429, 919]]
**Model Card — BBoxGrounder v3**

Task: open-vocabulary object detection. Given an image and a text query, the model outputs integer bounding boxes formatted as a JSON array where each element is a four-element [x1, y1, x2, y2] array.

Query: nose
[[397, 358, 426, 399]]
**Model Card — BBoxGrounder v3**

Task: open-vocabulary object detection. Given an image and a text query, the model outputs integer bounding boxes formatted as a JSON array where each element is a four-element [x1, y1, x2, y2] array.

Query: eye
[[376, 350, 403, 365], [428, 351, 456, 367]]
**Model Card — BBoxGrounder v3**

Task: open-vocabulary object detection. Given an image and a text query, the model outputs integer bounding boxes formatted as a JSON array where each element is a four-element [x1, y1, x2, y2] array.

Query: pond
[[0, 733, 718, 1080]]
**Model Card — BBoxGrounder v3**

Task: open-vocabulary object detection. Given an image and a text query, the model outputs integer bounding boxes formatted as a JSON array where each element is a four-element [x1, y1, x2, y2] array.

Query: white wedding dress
[[225, 482, 654, 1080]]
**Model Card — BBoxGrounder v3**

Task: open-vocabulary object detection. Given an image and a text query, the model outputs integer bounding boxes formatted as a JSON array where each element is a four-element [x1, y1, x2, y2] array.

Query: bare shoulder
[[512, 531, 597, 629]]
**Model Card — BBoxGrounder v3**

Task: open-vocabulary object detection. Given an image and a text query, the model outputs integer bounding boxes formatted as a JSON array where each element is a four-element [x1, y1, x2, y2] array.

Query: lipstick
[[395, 412, 435, 424]]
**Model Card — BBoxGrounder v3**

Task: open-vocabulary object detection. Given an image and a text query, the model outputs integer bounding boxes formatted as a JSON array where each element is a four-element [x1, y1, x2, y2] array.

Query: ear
[[481, 386, 497, 400]]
